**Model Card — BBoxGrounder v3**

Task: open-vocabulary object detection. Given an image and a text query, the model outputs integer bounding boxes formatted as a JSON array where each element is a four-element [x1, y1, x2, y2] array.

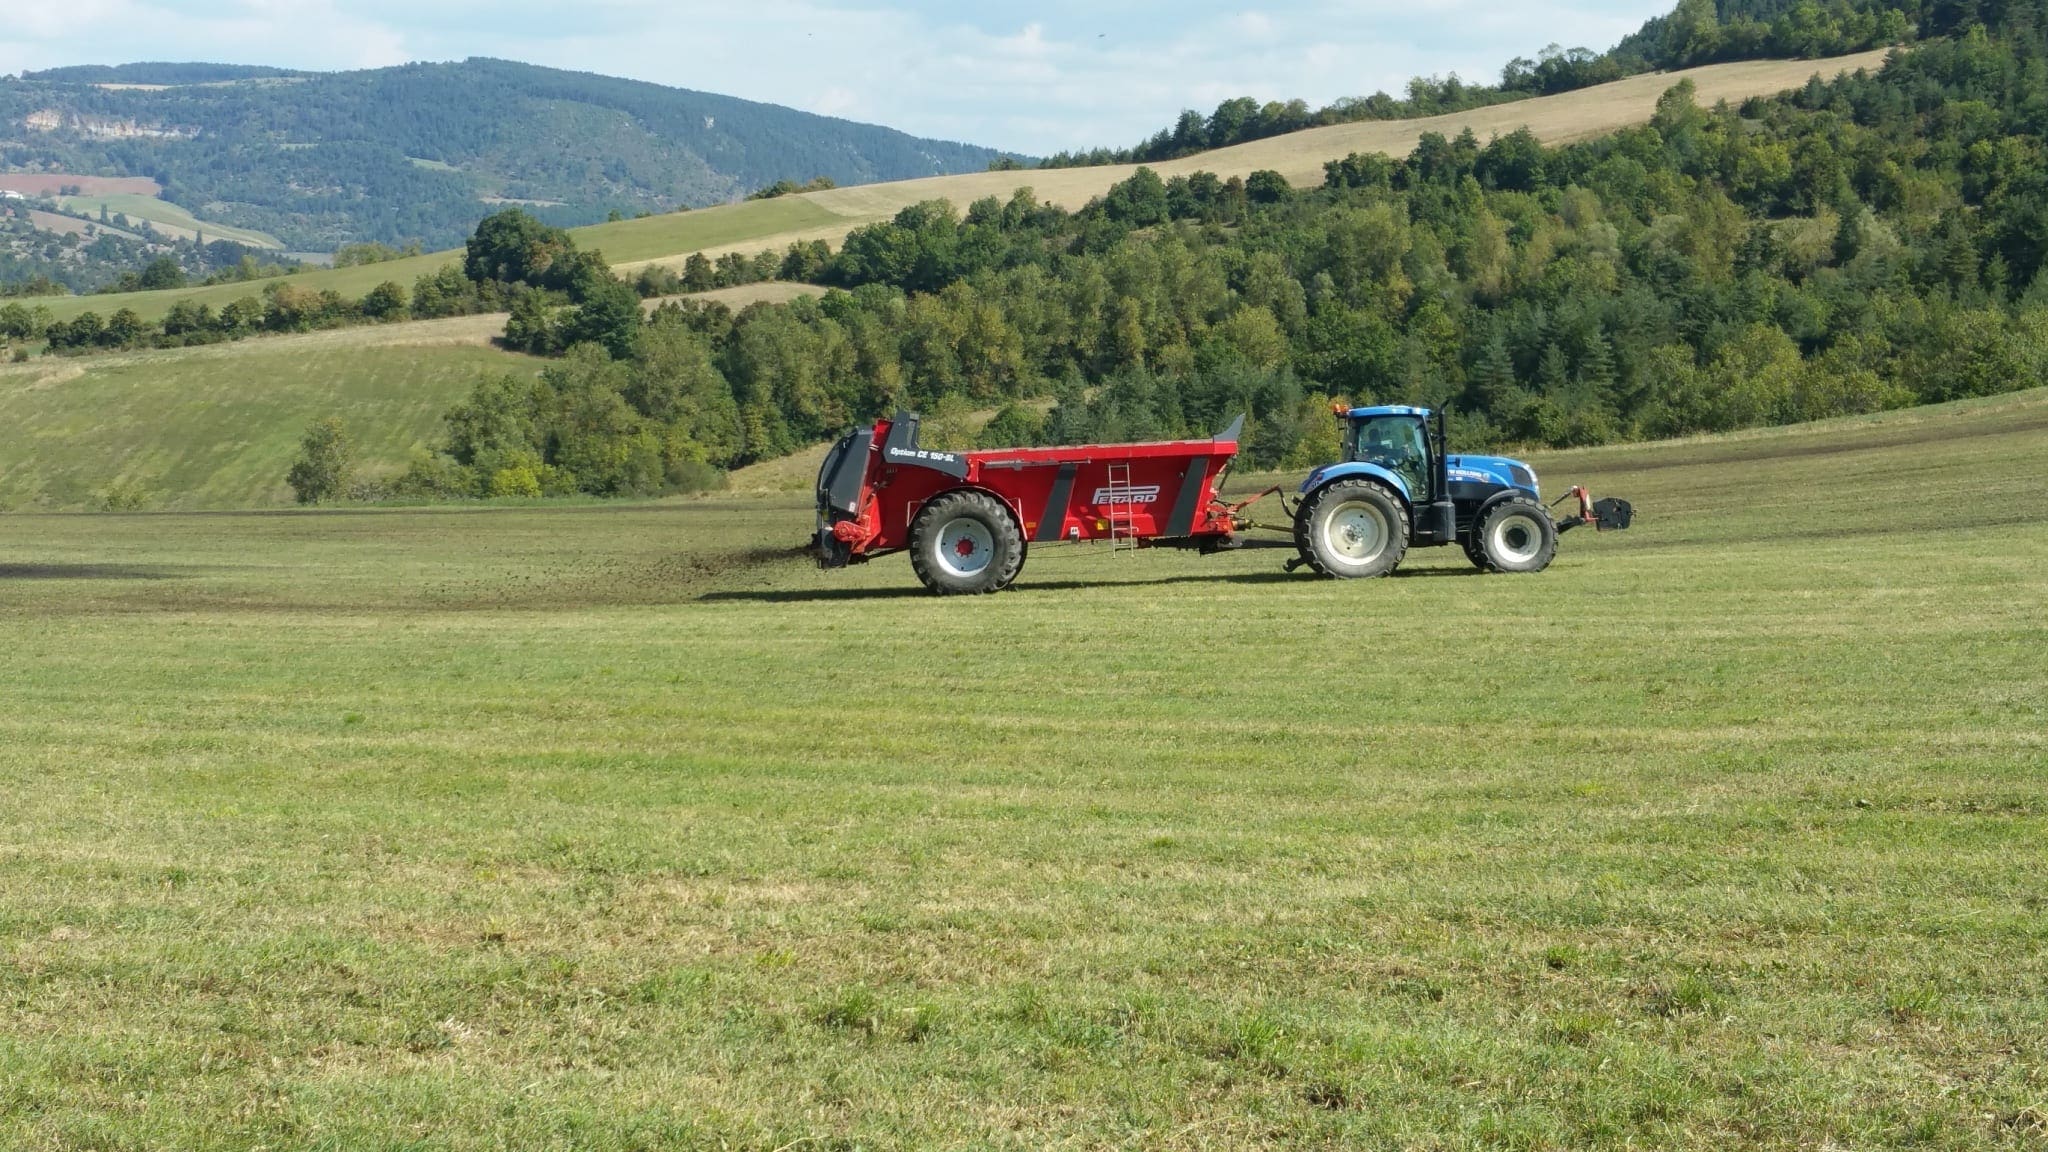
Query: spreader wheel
[[1474, 498, 1558, 574], [1296, 479, 1409, 579], [909, 491, 1025, 595]]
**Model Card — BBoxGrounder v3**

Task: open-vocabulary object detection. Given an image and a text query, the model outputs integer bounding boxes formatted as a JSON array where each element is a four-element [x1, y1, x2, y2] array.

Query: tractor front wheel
[[909, 491, 1025, 595], [1296, 480, 1409, 579], [1461, 528, 1487, 569], [1473, 498, 1558, 573]]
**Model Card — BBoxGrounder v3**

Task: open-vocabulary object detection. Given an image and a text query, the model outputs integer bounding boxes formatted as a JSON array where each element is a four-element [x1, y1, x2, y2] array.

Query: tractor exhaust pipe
[[1428, 408, 1456, 543]]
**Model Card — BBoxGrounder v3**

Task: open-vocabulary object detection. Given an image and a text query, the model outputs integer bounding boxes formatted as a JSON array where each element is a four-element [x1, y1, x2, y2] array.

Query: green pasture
[[0, 332, 531, 510], [1, 389, 2043, 1148]]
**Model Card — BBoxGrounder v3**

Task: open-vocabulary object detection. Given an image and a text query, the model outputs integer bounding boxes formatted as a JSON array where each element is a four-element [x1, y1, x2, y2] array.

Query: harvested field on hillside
[[22, 209, 143, 241], [55, 192, 282, 248], [0, 173, 162, 197], [622, 49, 1895, 272]]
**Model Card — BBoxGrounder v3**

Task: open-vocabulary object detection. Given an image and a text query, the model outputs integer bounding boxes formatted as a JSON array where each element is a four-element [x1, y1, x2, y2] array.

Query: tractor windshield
[[1349, 415, 1431, 497]]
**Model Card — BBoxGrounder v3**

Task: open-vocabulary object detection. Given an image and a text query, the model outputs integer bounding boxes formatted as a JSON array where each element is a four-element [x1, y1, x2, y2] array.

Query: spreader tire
[[909, 491, 1024, 595], [1296, 480, 1409, 579], [1474, 498, 1558, 574]]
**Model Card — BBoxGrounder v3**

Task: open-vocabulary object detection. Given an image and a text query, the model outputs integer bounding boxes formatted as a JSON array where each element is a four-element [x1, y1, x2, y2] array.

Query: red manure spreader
[[814, 408, 1630, 595], [814, 411, 1254, 594]]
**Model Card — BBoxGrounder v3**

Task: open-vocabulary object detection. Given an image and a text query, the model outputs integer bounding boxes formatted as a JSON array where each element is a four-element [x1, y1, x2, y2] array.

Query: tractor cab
[[1343, 406, 1437, 503]]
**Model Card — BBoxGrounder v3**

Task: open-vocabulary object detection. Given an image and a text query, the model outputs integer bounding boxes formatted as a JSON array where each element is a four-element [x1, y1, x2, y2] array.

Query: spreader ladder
[[1106, 461, 1139, 553]]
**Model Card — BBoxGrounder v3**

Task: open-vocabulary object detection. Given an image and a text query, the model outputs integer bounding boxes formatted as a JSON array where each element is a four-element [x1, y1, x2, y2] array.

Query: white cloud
[[1234, 11, 1278, 41]]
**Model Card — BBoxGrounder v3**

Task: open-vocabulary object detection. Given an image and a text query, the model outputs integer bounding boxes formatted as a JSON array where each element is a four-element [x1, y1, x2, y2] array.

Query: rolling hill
[[0, 319, 524, 510], [24, 49, 1894, 328], [0, 58, 1023, 251]]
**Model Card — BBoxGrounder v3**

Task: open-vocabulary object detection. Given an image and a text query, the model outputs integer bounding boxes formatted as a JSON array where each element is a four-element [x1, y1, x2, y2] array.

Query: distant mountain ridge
[[22, 63, 311, 85], [0, 59, 1024, 251]]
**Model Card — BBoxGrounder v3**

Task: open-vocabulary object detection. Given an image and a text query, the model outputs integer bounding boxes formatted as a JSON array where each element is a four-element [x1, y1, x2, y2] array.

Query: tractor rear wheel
[[1296, 480, 1409, 579], [1474, 498, 1558, 573], [909, 491, 1025, 595]]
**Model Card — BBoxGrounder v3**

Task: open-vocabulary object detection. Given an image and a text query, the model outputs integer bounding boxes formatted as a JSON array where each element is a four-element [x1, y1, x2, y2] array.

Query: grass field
[[26, 199, 838, 326], [29, 254, 461, 326], [29, 49, 1890, 327], [1, 388, 2043, 1149], [55, 194, 283, 250], [0, 319, 527, 510], [568, 197, 843, 264]]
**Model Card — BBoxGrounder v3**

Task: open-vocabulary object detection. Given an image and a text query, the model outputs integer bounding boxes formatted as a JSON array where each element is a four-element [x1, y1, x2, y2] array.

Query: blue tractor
[[1285, 405, 1632, 578]]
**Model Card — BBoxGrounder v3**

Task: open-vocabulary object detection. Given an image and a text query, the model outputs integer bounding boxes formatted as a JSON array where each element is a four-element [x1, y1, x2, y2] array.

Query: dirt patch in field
[[0, 563, 187, 581], [416, 539, 816, 612], [0, 174, 161, 197]]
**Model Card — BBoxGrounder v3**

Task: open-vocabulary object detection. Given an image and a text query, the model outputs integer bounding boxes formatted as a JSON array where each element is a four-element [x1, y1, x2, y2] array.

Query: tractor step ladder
[[1106, 461, 1138, 554]]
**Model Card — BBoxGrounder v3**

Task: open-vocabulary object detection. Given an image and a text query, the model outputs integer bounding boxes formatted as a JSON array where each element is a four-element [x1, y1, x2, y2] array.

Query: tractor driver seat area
[[1358, 419, 1430, 500]]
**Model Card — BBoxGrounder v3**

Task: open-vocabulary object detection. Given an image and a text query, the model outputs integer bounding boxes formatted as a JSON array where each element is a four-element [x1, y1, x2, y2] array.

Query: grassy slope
[[55, 193, 283, 249], [31, 252, 458, 325], [0, 317, 526, 510], [30, 49, 1891, 325], [0, 389, 2043, 1149], [27, 198, 840, 326]]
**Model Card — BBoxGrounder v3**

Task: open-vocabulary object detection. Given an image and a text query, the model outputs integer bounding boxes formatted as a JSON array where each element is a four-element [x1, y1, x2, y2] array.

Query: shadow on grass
[[697, 566, 1481, 603], [0, 563, 190, 581]]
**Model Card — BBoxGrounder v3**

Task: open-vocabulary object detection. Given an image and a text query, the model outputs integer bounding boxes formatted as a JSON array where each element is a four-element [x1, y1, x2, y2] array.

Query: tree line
[[373, 0, 2048, 505]]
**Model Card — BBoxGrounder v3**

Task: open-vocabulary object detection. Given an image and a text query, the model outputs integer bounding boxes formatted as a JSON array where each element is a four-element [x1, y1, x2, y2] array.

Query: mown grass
[[0, 328, 530, 510], [567, 197, 842, 264], [1, 390, 2043, 1149], [54, 194, 283, 250]]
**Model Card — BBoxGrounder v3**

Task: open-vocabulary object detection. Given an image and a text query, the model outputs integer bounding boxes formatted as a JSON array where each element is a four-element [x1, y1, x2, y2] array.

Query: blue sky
[[1, 1, 1675, 154]]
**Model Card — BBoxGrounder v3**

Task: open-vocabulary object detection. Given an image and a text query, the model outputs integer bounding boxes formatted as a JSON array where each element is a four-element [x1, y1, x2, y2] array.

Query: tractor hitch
[[1553, 486, 1634, 534]]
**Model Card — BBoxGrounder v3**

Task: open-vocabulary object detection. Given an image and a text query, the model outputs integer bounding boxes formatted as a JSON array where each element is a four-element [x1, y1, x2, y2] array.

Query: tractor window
[[1351, 416, 1430, 496]]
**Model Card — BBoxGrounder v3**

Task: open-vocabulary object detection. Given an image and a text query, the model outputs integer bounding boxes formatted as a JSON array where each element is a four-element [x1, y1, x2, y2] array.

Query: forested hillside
[[389, 0, 2048, 501], [1047, 0, 1916, 168], [0, 60, 1019, 251]]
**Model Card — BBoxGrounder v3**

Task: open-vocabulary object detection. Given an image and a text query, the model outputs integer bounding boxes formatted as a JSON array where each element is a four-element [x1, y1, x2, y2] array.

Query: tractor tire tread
[[1473, 497, 1558, 574], [1295, 479, 1410, 579]]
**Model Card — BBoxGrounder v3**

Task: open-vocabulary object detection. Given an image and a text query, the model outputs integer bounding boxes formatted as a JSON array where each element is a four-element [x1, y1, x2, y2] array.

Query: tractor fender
[[1298, 462, 1413, 508], [1469, 487, 1531, 528]]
